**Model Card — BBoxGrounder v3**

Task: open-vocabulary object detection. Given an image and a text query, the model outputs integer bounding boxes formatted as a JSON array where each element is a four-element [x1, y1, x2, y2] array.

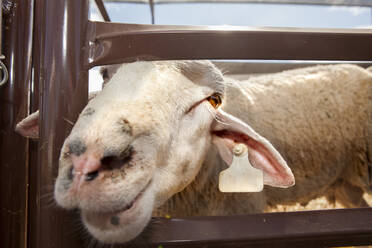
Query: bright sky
[[93, 2, 372, 28], [88, 1, 372, 91]]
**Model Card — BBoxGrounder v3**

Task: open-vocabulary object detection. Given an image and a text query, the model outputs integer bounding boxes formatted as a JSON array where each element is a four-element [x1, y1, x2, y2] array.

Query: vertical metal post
[[94, 0, 111, 22], [0, 0, 3, 56], [0, 1, 33, 248], [29, 0, 89, 247], [149, 0, 155, 24]]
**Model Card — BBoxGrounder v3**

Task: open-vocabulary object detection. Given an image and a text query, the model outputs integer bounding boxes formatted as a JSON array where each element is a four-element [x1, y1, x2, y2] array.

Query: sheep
[[15, 61, 372, 244]]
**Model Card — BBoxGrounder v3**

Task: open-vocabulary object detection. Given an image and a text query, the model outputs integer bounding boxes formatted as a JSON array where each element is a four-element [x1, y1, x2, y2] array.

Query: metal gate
[[1, 0, 372, 247]]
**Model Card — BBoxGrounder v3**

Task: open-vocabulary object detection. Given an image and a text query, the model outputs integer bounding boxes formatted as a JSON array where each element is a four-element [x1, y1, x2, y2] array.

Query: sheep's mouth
[[83, 181, 151, 229], [113, 189, 143, 214]]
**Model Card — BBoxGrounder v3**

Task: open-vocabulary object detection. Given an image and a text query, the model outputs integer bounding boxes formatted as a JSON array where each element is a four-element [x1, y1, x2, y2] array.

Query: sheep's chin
[[81, 186, 154, 244]]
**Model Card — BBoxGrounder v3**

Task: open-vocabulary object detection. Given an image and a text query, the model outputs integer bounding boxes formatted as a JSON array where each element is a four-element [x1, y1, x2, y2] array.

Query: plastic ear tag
[[219, 143, 264, 192]]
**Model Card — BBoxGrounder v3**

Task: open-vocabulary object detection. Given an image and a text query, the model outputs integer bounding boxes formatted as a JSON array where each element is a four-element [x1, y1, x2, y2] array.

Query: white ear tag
[[219, 143, 264, 192]]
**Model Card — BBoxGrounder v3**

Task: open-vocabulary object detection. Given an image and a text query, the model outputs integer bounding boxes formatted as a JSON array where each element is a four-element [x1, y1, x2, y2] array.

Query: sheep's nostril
[[101, 147, 133, 170], [101, 155, 115, 167], [85, 170, 99, 181]]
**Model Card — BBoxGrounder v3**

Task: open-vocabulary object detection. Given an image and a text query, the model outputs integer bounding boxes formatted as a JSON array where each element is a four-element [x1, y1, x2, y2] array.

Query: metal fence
[[1, 0, 372, 247]]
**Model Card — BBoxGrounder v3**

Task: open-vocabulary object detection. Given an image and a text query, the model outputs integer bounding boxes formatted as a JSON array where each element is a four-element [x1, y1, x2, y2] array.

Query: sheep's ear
[[211, 109, 295, 188], [15, 110, 39, 139], [14, 91, 100, 140], [100, 64, 121, 87]]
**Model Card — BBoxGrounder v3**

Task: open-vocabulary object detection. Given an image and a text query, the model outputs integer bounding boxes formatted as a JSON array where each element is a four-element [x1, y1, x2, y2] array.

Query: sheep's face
[[54, 61, 227, 243]]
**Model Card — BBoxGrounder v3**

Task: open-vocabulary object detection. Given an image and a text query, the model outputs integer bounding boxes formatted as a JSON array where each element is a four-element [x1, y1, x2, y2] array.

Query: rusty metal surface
[[29, 0, 89, 247], [0, 0, 33, 247], [94, 0, 111, 22], [140, 208, 372, 247], [88, 22, 372, 67]]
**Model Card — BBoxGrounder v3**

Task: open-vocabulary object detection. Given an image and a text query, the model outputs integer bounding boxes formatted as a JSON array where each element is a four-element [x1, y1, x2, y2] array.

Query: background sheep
[[16, 61, 372, 244]]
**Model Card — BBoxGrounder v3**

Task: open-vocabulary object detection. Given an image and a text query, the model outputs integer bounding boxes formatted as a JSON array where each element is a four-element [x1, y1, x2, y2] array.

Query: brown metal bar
[[142, 208, 372, 247], [103, 0, 372, 7], [149, 0, 155, 24], [214, 61, 372, 75], [94, 0, 111, 22], [29, 0, 90, 247], [88, 22, 372, 67], [27, 0, 43, 248], [0, 0, 3, 56], [27, 0, 43, 242], [0, 1, 33, 248]]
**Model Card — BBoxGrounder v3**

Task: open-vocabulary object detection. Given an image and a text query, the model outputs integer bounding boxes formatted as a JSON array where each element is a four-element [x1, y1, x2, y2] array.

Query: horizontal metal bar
[[88, 22, 372, 67], [103, 0, 372, 7], [213, 61, 372, 75], [138, 208, 372, 247]]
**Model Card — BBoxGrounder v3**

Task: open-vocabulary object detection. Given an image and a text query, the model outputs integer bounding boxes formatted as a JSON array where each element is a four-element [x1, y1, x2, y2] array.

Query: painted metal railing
[[1, 0, 372, 247]]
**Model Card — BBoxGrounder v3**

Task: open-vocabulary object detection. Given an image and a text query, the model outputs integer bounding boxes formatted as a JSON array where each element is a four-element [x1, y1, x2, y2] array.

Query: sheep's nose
[[68, 140, 133, 183], [68, 140, 103, 182], [71, 153, 101, 182]]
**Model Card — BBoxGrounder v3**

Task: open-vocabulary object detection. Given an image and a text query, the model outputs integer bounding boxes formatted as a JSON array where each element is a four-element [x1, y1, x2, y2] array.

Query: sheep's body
[[155, 64, 372, 217], [236, 64, 372, 208], [15, 62, 372, 243]]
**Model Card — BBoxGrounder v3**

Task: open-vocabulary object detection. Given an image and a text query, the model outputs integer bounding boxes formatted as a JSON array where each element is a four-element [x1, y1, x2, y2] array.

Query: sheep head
[[17, 61, 294, 244]]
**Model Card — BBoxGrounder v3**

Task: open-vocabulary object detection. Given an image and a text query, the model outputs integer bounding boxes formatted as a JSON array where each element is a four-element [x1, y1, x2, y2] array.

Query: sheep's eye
[[102, 69, 109, 79], [207, 93, 222, 109]]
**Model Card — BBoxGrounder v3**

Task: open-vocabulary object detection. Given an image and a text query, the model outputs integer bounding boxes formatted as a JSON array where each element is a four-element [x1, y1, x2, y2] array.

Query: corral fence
[[1, 0, 372, 247]]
